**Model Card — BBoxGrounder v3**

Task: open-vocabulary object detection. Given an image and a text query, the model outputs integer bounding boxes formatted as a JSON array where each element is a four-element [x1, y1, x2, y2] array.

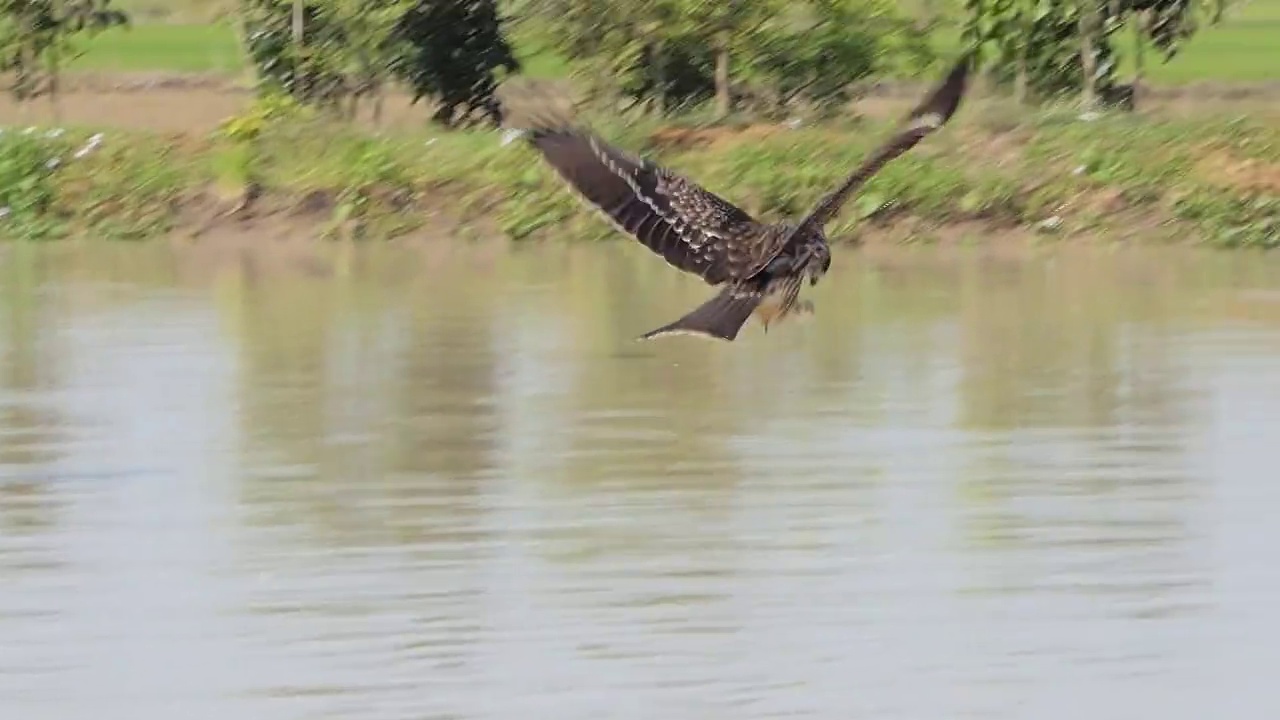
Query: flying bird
[[515, 53, 973, 342]]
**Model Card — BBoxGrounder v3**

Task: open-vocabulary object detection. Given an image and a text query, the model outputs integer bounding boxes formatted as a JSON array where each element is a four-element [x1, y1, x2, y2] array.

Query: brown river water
[[1, 240, 1279, 719]]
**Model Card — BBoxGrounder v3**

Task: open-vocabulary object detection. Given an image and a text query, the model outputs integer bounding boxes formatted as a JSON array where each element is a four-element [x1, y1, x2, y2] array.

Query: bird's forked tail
[[637, 284, 764, 342]]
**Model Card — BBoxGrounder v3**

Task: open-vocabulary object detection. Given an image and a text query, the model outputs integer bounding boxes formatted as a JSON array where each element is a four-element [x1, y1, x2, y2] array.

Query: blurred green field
[[72, 0, 1279, 84], [1129, 0, 1280, 82], [111, 0, 227, 22], [71, 24, 243, 73]]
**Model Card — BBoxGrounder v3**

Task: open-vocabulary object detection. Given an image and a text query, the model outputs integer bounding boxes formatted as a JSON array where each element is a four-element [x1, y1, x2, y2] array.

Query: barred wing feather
[[795, 52, 974, 231], [525, 124, 787, 285]]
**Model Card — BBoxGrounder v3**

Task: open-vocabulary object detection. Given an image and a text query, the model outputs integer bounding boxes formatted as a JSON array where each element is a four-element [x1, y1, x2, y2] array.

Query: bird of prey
[[516, 53, 973, 342]]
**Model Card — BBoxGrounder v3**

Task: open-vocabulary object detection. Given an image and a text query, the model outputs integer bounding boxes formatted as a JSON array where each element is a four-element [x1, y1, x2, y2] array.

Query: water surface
[[1, 241, 1279, 720]]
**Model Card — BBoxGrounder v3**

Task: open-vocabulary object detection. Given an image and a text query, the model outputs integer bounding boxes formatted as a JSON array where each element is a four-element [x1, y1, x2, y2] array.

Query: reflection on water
[[1, 241, 1279, 719]]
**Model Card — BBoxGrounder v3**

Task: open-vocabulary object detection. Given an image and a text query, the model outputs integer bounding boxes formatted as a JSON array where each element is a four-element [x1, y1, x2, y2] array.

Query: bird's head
[[810, 243, 832, 284]]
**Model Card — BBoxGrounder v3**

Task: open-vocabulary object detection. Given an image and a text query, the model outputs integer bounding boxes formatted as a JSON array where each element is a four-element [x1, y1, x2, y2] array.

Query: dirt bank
[[0, 71, 1277, 134]]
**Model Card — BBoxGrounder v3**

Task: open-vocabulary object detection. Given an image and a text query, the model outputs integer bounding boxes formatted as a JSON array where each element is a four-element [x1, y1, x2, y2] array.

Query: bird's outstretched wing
[[794, 51, 974, 232], [520, 114, 779, 286]]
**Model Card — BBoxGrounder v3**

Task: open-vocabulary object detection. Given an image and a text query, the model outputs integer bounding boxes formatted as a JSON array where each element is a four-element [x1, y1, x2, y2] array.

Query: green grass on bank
[[69, 0, 1280, 83], [0, 103, 1275, 245]]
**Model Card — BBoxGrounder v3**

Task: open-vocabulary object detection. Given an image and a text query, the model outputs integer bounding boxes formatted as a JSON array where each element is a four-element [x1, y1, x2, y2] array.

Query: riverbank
[[1, 93, 1276, 248]]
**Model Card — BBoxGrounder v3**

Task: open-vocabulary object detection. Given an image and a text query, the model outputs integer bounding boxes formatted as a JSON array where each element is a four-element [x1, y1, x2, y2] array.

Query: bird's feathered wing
[[521, 118, 789, 286], [512, 50, 970, 289], [794, 51, 975, 232]]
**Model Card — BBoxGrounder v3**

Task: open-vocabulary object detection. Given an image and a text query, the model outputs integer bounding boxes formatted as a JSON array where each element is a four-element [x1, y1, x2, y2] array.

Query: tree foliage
[[0, 0, 129, 104], [240, 0, 350, 107], [962, 0, 1232, 106], [525, 0, 934, 117], [394, 0, 520, 126], [238, 0, 519, 126], [962, 0, 1116, 102]]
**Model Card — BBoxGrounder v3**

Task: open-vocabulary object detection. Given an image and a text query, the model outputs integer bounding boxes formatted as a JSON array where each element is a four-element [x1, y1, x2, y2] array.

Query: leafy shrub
[[0, 128, 78, 239]]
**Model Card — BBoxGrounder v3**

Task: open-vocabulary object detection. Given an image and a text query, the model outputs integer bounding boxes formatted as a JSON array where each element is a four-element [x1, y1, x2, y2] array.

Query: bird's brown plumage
[[510, 51, 974, 342], [522, 124, 787, 286]]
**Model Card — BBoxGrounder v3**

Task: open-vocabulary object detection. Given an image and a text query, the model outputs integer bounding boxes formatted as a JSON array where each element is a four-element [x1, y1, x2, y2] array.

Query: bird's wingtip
[[906, 49, 975, 126], [634, 327, 737, 343]]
